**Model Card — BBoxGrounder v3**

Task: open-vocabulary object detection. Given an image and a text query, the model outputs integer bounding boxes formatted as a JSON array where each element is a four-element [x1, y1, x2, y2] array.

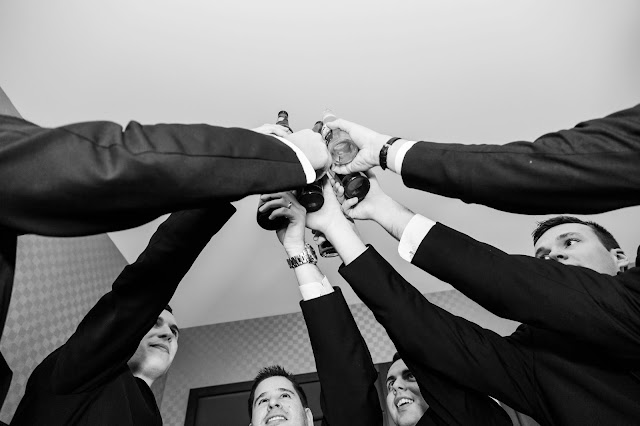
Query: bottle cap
[[322, 109, 337, 123]]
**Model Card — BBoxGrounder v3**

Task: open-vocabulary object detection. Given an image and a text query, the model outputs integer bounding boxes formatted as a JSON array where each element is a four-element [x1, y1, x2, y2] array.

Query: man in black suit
[[319, 174, 640, 425], [0, 86, 330, 409], [11, 207, 234, 425], [260, 190, 511, 425]]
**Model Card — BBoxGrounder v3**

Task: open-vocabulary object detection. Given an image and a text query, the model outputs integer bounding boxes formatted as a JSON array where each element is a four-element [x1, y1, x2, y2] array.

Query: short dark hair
[[532, 216, 620, 250], [164, 304, 173, 314], [392, 352, 402, 364], [247, 365, 308, 418]]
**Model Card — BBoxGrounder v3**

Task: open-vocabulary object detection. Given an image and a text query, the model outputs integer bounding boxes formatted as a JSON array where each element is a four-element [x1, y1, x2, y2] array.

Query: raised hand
[[285, 129, 332, 176], [259, 192, 306, 255], [333, 170, 415, 241], [325, 119, 391, 174], [305, 177, 350, 236], [332, 170, 392, 222]]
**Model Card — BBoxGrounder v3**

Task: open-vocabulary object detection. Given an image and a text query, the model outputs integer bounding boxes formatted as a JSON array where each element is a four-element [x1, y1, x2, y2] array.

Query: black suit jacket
[[340, 227, 640, 425], [401, 103, 640, 215], [0, 114, 309, 409], [0, 115, 308, 236], [11, 207, 235, 425], [301, 287, 512, 426]]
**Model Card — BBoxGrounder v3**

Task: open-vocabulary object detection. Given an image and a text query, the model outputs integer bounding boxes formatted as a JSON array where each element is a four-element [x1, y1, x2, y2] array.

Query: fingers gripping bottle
[[321, 109, 370, 201], [321, 109, 359, 165]]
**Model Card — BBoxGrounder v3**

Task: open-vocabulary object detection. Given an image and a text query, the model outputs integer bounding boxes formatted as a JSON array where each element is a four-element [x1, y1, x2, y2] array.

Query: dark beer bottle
[[257, 112, 325, 230], [256, 111, 294, 230], [296, 121, 325, 212]]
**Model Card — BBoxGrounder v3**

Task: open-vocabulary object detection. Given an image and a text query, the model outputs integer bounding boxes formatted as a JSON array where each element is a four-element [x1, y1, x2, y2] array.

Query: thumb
[[325, 118, 351, 132], [332, 163, 354, 175]]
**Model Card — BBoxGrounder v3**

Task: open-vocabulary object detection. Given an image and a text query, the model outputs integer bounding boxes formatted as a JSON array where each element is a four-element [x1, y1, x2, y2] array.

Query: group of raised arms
[[1, 85, 639, 425]]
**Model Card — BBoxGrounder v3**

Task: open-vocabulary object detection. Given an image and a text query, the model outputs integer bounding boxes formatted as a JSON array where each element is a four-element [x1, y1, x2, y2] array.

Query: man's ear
[[305, 407, 314, 425], [611, 248, 629, 272]]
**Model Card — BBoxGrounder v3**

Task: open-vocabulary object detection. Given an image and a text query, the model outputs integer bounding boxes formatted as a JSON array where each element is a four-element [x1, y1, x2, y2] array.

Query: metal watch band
[[286, 244, 318, 268]]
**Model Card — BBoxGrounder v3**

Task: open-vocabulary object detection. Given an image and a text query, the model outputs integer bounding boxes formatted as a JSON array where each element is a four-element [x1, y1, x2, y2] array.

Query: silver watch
[[286, 244, 318, 268]]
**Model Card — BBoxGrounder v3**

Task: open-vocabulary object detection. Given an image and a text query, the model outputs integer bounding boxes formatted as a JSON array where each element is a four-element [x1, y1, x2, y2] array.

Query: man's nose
[[268, 398, 281, 409], [392, 379, 407, 392], [158, 326, 173, 341], [549, 248, 567, 262]]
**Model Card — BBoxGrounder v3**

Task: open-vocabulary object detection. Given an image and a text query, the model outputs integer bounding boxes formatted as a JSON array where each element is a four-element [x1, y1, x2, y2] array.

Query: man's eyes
[[257, 393, 291, 405], [386, 380, 394, 391], [565, 238, 580, 247]]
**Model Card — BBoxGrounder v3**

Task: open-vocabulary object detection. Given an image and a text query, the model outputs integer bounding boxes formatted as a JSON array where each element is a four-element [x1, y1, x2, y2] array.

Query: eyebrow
[[535, 232, 583, 257], [254, 388, 294, 406]]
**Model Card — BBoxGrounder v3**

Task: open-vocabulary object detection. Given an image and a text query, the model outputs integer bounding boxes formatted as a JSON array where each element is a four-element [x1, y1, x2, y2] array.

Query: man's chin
[[395, 409, 422, 426]]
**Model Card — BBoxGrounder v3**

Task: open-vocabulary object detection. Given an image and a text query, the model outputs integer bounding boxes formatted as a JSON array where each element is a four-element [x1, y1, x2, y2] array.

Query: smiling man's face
[[128, 309, 179, 381], [250, 376, 313, 426], [386, 359, 429, 426]]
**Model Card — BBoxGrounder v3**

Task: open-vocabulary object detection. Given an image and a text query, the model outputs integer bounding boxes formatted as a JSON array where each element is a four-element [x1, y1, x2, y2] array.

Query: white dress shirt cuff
[[398, 214, 436, 262], [299, 276, 335, 301], [394, 140, 418, 174], [271, 135, 316, 183]]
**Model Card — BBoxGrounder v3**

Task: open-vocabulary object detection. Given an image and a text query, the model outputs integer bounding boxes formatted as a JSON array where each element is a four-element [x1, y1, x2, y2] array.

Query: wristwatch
[[379, 137, 401, 170], [286, 244, 318, 268]]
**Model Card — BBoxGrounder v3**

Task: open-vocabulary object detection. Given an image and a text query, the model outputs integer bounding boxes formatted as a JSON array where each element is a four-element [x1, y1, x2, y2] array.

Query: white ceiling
[[2, 1, 639, 328]]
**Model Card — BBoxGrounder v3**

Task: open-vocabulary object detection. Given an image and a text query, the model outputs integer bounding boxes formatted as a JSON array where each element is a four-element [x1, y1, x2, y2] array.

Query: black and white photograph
[[1, 1, 639, 425]]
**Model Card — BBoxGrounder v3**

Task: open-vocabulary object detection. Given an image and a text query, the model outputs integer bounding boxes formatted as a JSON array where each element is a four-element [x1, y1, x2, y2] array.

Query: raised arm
[[339, 172, 640, 361], [310, 182, 520, 424], [338, 246, 536, 421], [302, 288, 383, 426], [328, 104, 640, 214], [262, 191, 382, 426], [51, 206, 235, 393], [0, 115, 331, 236], [411, 223, 640, 360]]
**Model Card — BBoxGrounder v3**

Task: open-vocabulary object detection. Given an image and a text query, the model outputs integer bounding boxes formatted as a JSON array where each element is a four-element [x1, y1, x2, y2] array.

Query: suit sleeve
[[301, 288, 383, 426], [402, 104, 640, 214], [0, 115, 307, 236], [411, 223, 640, 362], [339, 247, 535, 423], [50, 206, 235, 393]]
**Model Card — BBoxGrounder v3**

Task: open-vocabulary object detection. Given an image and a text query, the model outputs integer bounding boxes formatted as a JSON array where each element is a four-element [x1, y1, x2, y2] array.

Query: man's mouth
[[265, 414, 287, 424], [149, 343, 169, 353], [396, 397, 414, 409]]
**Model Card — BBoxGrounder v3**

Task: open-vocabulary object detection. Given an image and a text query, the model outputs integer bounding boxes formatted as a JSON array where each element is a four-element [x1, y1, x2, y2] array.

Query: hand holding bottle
[[325, 119, 392, 174]]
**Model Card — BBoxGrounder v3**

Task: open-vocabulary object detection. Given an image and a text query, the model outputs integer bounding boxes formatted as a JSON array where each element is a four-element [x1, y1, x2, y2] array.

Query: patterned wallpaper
[[0, 233, 128, 423], [160, 288, 520, 426]]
